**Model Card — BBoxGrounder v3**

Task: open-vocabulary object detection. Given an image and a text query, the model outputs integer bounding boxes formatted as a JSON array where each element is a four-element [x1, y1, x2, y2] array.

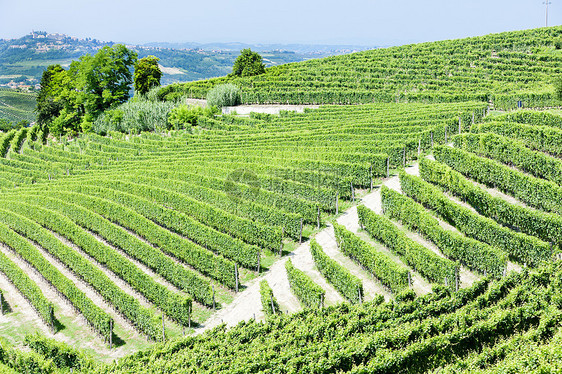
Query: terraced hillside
[[1, 26, 562, 373], [161, 26, 562, 108], [0, 102, 485, 359]]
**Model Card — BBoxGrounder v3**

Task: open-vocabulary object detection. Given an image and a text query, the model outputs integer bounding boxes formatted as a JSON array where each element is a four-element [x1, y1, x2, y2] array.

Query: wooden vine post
[[386, 157, 390, 178], [270, 294, 275, 315], [212, 285, 216, 311], [279, 228, 284, 256], [299, 218, 303, 244], [317, 207, 321, 229], [235, 263, 239, 293], [335, 192, 339, 215]]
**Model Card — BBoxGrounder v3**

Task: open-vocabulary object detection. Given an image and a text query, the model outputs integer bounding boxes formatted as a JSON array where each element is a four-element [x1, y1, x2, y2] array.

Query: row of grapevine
[[309, 239, 363, 304], [259, 280, 280, 317], [8, 191, 214, 305], [399, 171, 553, 267], [332, 223, 409, 293], [0, 247, 54, 328], [454, 132, 562, 186], [419, 157, 562, 247], [380, 186, 507, 277], [285, 259, 325, 309], [357, 205, 458, 287], [433, 145, 562, 216], [0, 219, 114, 341], [0, 201, 192, 328]]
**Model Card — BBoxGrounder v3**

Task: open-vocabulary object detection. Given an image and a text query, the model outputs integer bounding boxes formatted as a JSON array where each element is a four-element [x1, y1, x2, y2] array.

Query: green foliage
[[485, 109, 562, 128], [0, 216, 113, 340], [310, 239, 363, 303], [0, 129, 16, 157], [92, 100, 176, 135], [285, 258, 325, 309], [206, 83, 241, 108], [36, 45, 137, 137], [259, 280, 280, 317], [134, 55, 162, 96], [473, 121, 562, 157], [555, 76, 562, 101], [231, 49, 265, 77], [433, 145, 562, 216], [555, 37, 562, 49], [0, 242, 54, 327], [419, 156, 562, 251], [455, 132, 562, 186], [333, 222, 409, 293], [357, 205, 458, 287], [380, 185, 507, 278], [399, 170, 553, 267], [24, 333, 93, 371], [168, 105, 219, 129], [170, 26, 562, 106]]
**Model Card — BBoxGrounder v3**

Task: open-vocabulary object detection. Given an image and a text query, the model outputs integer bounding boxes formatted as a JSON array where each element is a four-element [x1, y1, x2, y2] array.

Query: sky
[[0, 0, 560, 46]]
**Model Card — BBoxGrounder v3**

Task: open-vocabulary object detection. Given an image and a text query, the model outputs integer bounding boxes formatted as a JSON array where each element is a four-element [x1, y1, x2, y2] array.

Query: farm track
[[196, 160, 485, 333]]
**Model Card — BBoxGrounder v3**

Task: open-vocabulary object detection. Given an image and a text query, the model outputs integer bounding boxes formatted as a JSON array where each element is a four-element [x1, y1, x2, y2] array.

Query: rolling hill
[[0, 26, 562, 373]]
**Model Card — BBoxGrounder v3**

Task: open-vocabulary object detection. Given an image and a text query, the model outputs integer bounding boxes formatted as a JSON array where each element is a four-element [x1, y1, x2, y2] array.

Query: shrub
[[168, 105, 219, 129], [207, 84, 241, 108], [92, 101, 176, 135]]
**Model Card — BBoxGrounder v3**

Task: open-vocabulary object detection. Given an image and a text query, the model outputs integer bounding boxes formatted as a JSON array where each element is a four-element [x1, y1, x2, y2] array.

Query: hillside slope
[[162, 26, 562, 108]]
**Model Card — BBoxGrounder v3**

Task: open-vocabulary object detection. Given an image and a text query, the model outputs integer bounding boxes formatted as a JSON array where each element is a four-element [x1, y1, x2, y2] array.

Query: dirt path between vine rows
[[197, 161, 484, 333]]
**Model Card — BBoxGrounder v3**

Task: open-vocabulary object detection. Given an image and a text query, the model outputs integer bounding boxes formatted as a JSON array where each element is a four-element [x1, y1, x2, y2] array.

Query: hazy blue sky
[[0, 0, 560, 46]]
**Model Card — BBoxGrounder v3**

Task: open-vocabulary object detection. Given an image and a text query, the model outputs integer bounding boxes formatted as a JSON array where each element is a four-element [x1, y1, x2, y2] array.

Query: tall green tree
[[134, 55, 162, 96], [231, 49, 265, 77], [36, 64, 66, 127], [34, 45, 137, 136]]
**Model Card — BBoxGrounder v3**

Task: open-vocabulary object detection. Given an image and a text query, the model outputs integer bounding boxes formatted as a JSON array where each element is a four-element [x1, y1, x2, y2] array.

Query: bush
[[555, 37, 562, 50], [207, 84, 241, 108], [92, 101, 176, 135], [168, 105, 219, 129]]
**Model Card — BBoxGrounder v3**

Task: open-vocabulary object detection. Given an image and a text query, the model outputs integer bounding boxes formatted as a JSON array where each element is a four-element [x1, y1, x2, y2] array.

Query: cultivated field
[[0, 26, 562, 373]]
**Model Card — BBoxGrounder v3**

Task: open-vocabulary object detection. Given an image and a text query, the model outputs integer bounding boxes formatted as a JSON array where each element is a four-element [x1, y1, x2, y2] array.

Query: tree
[[134, 56, 162, 96], [231, 49, 265, 77], [36, 64, 65, 127], [71, 44, 138, 118], [35, 45, 137, 136]]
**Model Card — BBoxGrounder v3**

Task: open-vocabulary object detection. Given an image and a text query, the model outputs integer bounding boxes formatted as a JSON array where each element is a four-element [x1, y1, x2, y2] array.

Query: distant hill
[[0, 31, 374, 89]]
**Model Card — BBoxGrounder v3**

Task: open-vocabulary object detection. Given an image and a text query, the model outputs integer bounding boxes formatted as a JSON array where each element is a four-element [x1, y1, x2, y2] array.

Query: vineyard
[[0, 87, 36, 124], [160, 26, 562, 109], [0, 26, 561, 373]]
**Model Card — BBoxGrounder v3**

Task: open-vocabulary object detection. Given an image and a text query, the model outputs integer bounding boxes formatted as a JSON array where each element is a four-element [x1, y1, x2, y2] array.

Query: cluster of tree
[[36, 45, 162, 137]]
